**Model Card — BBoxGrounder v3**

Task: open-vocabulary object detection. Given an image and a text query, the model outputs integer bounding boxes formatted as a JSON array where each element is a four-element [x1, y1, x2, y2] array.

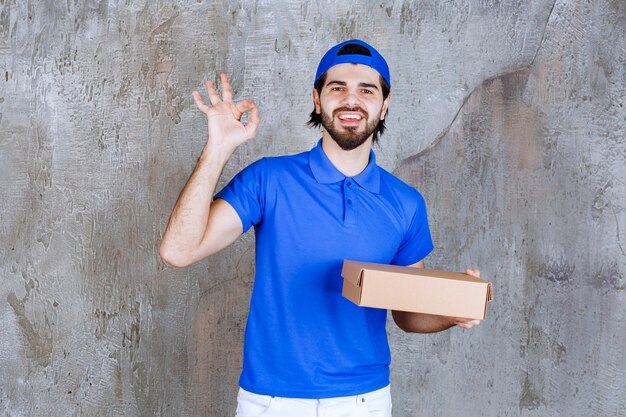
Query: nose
[[342, 90, 360, 108]]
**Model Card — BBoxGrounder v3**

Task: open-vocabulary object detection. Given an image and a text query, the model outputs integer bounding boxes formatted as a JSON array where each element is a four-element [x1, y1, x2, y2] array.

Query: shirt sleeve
[[389, 191, 434, 266], [214, 158, 267, 233]]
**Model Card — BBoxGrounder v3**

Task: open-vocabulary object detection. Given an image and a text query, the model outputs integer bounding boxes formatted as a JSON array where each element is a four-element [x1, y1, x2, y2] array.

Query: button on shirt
[[215, 139, 433, 399]]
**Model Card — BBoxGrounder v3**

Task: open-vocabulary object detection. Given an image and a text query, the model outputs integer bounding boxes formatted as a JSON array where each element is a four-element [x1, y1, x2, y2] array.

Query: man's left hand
[[449, 268, 482, 329]]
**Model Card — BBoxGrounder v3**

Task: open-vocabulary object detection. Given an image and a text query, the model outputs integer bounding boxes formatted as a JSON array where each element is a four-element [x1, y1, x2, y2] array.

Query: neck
[[321, 131, 373, 177]]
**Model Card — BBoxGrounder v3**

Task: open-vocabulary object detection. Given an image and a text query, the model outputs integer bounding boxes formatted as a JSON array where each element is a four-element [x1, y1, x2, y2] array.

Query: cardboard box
[[341, 260, 493, 320]]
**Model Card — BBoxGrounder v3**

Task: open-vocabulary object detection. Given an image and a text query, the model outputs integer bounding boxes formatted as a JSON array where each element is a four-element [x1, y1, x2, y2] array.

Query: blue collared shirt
[[215, 140, 433, 398]]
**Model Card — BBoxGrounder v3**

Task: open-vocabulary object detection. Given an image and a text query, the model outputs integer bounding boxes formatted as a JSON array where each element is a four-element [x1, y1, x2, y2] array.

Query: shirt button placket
[[344, 179, 356, 226]]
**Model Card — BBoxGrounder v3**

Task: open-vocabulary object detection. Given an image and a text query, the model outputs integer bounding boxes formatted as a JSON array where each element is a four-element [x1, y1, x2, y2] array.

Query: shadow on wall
[[394, 59, 625, 415]]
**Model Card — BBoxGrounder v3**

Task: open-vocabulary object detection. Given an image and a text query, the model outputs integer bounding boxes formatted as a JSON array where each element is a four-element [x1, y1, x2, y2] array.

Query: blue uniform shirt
[[215, 140, 433, 398]]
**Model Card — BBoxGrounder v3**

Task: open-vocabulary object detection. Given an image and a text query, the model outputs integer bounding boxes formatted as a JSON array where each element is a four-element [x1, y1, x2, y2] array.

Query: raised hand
[[160, 74, 259, 268], [192, 73, 260, 155]]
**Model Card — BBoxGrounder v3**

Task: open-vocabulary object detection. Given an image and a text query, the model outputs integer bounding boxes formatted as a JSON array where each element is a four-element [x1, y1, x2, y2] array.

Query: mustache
[[332, 106, 369, 119]]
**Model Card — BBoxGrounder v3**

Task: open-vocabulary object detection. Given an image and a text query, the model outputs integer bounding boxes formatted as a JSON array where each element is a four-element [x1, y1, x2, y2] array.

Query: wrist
[[199, 142, 235, 167]]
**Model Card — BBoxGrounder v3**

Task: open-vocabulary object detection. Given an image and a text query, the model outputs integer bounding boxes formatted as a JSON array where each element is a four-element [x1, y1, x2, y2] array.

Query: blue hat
[[314, 39, 391, 90]]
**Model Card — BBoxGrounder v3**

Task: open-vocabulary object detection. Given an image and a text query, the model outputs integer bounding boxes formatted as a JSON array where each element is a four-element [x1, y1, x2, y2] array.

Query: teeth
[[339, 114, 362, 120]]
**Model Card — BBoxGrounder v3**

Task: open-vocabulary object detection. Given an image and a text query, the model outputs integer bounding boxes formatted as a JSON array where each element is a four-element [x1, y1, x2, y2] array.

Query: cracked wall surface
[[394, 1, 626, 416], [0, 1, 623, 416]]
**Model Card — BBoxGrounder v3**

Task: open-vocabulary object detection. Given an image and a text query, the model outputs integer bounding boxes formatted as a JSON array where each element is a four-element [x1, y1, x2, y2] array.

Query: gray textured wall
[[1, 1, 624, 416]]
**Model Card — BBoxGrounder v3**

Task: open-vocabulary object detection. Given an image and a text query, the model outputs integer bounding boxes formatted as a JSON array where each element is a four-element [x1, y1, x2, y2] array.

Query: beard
[[320, 106, 380, 151]]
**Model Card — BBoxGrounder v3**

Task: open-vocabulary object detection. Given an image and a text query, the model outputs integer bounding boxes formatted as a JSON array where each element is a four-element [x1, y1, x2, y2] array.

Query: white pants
[[235, 385, 392, 417]]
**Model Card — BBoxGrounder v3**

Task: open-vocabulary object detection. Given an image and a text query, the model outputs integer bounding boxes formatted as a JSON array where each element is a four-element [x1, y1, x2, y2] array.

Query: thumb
[[465, 268, 480, 278], [238, 101, 260, 139]]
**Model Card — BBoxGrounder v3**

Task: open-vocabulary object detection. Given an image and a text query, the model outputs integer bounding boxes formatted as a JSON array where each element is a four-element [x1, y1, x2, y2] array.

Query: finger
[[205, 80, 221, 105], [242, 102, 260, 139], [235, 99, 256, 115], [220, 73, 233, 102], [465, 268, 480, 278], [192, 91, 210, 113], [455, 319, 481, 329]]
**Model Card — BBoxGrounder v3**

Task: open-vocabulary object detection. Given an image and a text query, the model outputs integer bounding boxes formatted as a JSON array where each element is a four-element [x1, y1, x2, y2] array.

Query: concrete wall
[[1, 1, 624, 416]]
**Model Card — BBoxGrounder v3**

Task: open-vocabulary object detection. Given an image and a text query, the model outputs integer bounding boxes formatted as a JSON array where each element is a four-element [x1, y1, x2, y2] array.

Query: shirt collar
[[309, 139, 381, 194]]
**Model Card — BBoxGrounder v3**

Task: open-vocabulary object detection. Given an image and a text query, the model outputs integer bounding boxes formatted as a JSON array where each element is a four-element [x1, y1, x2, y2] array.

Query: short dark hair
[[307, 44, 390, 143]]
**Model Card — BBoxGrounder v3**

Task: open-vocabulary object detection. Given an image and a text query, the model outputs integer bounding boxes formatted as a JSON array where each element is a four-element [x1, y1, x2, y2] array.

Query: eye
[[362, 88, 373, 94]]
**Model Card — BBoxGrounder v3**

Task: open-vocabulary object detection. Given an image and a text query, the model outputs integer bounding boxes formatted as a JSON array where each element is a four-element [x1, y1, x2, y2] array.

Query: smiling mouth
[[338, 113, 363, 121], [334, 108, 367, 124]]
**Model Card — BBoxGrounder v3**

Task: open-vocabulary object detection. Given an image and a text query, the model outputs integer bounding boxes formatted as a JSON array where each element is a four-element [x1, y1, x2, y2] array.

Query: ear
[[312, 89, 321, 114], [380, 95, 391, 120]]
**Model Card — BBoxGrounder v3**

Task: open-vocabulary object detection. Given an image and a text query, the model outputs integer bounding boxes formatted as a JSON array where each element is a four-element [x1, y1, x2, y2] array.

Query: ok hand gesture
[[192, 73, 260, 155]]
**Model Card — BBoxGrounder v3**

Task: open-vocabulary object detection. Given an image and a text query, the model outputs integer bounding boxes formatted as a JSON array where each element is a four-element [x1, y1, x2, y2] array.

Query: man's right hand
[[160, 74, 256, 268], [192, 73, 260, 156]]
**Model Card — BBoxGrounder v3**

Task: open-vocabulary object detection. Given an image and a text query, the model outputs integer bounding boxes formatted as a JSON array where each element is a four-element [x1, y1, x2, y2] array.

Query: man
[[160, 39, 481, 417]]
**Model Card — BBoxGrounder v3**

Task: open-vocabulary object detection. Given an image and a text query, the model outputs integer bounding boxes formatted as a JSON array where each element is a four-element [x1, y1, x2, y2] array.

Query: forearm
[[160, 74, 259, 267], [392, 310, 456, 334], [392, 261, 482, 332], [160, 145, 231, 266]]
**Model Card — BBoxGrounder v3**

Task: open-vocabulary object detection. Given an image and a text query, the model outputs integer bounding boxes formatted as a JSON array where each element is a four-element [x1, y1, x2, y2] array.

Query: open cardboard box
[[342, 260, 493, 320]]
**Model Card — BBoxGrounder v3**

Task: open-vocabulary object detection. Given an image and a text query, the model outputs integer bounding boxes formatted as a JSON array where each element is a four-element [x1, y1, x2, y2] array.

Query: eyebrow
[[326, 80, 380, 91]]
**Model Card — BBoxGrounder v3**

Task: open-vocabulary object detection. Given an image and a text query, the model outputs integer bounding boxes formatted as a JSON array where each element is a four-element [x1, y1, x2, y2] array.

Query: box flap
[[341, 261, 366, 287], [479, 283, 493, 319], [343, 260, 489, 284]]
